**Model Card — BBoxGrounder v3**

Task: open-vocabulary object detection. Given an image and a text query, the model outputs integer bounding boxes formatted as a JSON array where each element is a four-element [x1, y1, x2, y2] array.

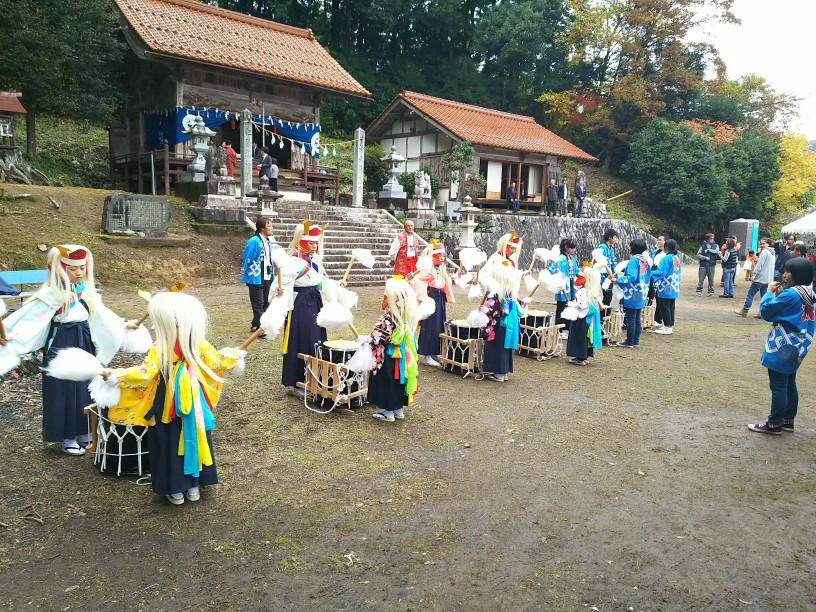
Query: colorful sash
[[387, 325, 419, 403], [501, 298, 521, 350]]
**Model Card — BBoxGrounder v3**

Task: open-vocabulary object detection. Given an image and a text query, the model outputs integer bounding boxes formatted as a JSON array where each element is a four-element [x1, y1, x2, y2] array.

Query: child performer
[[280, 221, 334, 397], [566, 267, 604, 365], [480, 260, 526, 382], [1, 245, 130, 455], [550, 238, 579, 336], [481, 231, 522, 286], [367, 278, 420, 422], [748, 258, 815, 435], [651, 239, 682, 335], [101, 292, 244, 504], [410, 240, 455, 367], [614, 239, 650, 348]]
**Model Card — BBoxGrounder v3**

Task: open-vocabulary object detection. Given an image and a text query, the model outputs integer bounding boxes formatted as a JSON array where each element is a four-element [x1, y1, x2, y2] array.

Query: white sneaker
[[424, 355, 442, 367], [558, 331, 569, 340], [185, 487, 200, 501], [373, 411, 395, 422], [166, 493, 185, 506], [290, 387, 306, 399], [654, 326, 673, 335]]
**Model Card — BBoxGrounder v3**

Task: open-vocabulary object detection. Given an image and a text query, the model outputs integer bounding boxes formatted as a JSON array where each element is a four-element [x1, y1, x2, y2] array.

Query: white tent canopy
[[781, 211, 816, 238]]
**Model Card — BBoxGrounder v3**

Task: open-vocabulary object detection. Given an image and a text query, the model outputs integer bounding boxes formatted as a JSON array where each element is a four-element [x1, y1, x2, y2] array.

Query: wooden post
[[334, 161, 340, 205], [163, 141, 170, 196]]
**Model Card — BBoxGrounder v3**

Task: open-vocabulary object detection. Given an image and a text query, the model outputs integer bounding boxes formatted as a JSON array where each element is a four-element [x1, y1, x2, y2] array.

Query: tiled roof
[[115, 0, 371, 99], [371, 91, 596, 161], [0, 91, 26, 114]]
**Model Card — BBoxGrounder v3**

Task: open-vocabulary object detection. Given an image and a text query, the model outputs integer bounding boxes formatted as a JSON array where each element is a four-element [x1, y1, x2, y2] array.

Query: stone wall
[[443, 214, 658, 267]]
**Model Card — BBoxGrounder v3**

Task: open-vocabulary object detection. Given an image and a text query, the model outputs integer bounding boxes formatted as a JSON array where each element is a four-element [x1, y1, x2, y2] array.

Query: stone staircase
[[268, 201, 416, 286]]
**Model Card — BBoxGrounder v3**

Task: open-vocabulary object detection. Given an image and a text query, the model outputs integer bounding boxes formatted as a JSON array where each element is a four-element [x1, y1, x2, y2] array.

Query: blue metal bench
[[0, 269, 48, 301]]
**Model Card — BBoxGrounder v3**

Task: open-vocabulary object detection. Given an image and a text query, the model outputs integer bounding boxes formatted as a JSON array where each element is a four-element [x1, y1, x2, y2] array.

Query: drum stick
[[527, 283, 542, 300], [340, 256, 356, 285], [527, 254, 537, 274], [0, 318, 6, 342], [133, 282, 186, 327], [238, 327, 265, 350], [347, 323, 360, 338]]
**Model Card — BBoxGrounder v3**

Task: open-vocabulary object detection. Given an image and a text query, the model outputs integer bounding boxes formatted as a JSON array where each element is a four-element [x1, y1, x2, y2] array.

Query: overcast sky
[[689, 0, 815, 139]]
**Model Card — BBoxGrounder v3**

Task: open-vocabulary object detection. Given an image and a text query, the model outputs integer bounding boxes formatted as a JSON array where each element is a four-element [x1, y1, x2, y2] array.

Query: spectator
[[774, 234, 796, 280], [388, 220, 420, 276], [736, 237, 775, 318], [241, 217, 282, 335], [546, 178, 558, 217], [696, 233, 719, 297], [506, 181, 520, 213], [574, 179, 587, 218], [744, 249, 757, 281], [558, 177, 569, 217], [792, 244, 808, 258], [720, 237, 739, 298], [269, 156, 279, 192], [223, 140, 238, 178], [259, 146, 272, 183]]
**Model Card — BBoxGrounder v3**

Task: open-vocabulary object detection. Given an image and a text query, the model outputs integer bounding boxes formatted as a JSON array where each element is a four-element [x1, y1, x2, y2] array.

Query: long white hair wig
[[149, 292, 221, 399], [495, 232, 522, 267], [581, 266, 604, 305], [44, 244, 97, 302], [487, 260, 521, 298], [384, 278, 419, 335]]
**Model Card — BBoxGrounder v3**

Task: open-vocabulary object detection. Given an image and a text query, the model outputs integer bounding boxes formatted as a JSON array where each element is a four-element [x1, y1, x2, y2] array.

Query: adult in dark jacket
[[574, 180, 587, 217], [506, 181, 520, 213], [545, 179, 558, 217]]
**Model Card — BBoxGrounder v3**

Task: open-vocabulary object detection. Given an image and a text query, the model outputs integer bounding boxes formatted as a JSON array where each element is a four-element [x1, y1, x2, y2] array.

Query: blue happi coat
[[616, 255, 650, 309], [651, 253, 682, 299], [241, 234, 268, 285], [759, 287, 816, 374], [597, 242, 618, 281], [550, 254, 579, 303]]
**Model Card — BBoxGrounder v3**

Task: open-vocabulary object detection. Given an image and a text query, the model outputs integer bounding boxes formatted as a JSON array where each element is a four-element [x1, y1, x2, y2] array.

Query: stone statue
[[205, 141, 228, 179], [415, 170, 432, 200]]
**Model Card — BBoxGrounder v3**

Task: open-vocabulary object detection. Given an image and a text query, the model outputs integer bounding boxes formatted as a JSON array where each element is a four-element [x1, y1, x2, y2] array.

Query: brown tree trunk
[[26, 105, 36, 157]]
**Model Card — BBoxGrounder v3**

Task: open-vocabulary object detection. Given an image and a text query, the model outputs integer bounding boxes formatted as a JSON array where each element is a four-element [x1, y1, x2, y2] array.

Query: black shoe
[[781, 424, 795, 433], [747, 422, 782, 435]]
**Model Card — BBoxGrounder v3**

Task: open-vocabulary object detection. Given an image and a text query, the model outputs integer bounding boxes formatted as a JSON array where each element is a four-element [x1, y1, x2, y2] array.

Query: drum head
[[323, 339, 358, 350], [526, 310, 550, 317], [450, 319, 474, 327]]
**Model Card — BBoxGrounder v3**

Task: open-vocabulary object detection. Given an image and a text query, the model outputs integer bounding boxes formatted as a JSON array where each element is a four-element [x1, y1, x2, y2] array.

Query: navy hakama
[[566, 317, 593, 361], [367, 354, 408, 412], [145, 380, 218, 496], [417, 287, 446, 356], [281, 285, 326, 387], [41, 321, 93, 442], [482, 323, 514, 376]]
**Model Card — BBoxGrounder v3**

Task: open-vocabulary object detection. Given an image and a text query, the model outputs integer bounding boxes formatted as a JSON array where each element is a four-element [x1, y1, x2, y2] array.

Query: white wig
[[44, 244, 97, 304], [149, 292, 221, 400], [487, 260, 521, 298], [384, 278, 419, 335], [581, 266, 604, 305]]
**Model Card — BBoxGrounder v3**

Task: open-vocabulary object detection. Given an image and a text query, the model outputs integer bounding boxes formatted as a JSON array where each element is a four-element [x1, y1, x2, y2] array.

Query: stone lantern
[[183, 115, 215, 182], [378, 145, 407, 200], [458, 194, 482, 248]]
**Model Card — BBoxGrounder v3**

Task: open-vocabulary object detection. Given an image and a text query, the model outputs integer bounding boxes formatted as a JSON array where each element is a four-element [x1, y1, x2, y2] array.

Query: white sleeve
[[388, 237, 400, 258]]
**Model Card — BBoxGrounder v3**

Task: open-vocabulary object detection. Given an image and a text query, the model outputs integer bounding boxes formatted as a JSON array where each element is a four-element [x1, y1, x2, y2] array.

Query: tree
[[766, 134, 816, 222], [622, 119, 728, 234], [444, 141, 477, 203], [719, 130, 780, 221], [0, 0, 125, 155]]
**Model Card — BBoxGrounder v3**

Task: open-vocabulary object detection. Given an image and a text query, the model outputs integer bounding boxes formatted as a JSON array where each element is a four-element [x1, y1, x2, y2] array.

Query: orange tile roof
[[372, 91, 596, 161], [0, 91, 26, 114], [115, 0, 371, 99]]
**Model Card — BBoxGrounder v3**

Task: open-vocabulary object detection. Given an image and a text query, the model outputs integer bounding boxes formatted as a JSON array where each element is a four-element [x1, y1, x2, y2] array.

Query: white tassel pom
[[539, 270, 566, 294], [561, 306, 579, 321], [591, 248, 608, 268], [259, 295, 289, 340], [455, 272, 474, 289], [534, 247, 558, 265], [418, 295, 436, 320], [351, 248, 376, 269], [0, 298, 7, 317], [218, 348, 247, 377], [602, 278, 612, 291], [119, 324, 153, 354], [337, 286, 359, 310], [523, 273, 537, 294], [613, 285, 624, 301], [88, 375, 121, 409], [467, 309, 489, 328], [459, 248, 487, 271], [346, 338, 376, 372], [42, 348, 103, 381], [316, 301, 353, 330], [615, 259, 629, 275], [467, 283, 483, 301], [0, 345, 21, 376], [416, 255, 433, 273]]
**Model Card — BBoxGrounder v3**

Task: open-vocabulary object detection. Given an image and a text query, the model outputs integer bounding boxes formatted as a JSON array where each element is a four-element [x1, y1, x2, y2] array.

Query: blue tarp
[[144, 106, 321, 157]]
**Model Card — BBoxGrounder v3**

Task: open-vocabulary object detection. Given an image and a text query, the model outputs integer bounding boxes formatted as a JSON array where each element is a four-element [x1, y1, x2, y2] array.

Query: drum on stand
[[518, 309, 552, 357], [314, 339, 367, 409], [94, 409, 150, 477], [440, 319, 482, 376]]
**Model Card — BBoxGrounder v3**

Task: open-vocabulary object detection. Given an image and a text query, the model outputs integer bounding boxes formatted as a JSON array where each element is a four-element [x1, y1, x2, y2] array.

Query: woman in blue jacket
[[651, 238, 682, 335], [748, 257, 816, 435], [550, 238, 579, 336], [614, 239, 650, 348]]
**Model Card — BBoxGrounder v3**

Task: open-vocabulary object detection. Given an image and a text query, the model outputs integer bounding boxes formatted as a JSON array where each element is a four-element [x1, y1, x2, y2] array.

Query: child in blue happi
[[614, 239, 650, 348], [651, 238, 682, 336], [748, 258, 816, 435], [550, 238, 579, 335], [597, 229, 619, 319]]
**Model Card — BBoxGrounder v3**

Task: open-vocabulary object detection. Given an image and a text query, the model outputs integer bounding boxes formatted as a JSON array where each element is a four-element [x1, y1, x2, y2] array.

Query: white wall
[[487, 160, 503, 193]]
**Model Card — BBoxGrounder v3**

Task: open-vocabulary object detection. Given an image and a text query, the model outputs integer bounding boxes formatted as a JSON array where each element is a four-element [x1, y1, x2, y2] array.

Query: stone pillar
[[352, 127, 365, 207], [240, 108, 253, 198]]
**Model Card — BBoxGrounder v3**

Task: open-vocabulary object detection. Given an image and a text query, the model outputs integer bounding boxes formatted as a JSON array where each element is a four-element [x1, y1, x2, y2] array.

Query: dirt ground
[[1, 269, 815, 611]]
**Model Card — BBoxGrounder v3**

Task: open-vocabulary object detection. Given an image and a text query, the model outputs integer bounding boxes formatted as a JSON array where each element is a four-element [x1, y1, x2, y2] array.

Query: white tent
[[781, 211, 816, 239]]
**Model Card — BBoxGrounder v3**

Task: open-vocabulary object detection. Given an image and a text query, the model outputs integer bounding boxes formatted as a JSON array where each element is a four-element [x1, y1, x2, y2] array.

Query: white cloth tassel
[[316, 301, 353, 330], [88, 375, 121, 409], [418, 295, 436, 320], [259, 296, 289, 340], [42, 347, 103, 381], [0, 344, 21, 376], [346, 339, 376, 372], [467, 283, 483, 301], [351, 248, 376, 269], [337, 287, 359, 310], [467, 309, 489, 328], [523, 273, 537, 294], [119, 324, 153, 354]]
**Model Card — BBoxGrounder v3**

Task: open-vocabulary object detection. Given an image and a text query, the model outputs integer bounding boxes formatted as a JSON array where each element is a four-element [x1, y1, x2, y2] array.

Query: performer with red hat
[[0, 245, 134, 455], [409, 239, 455, 367]]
